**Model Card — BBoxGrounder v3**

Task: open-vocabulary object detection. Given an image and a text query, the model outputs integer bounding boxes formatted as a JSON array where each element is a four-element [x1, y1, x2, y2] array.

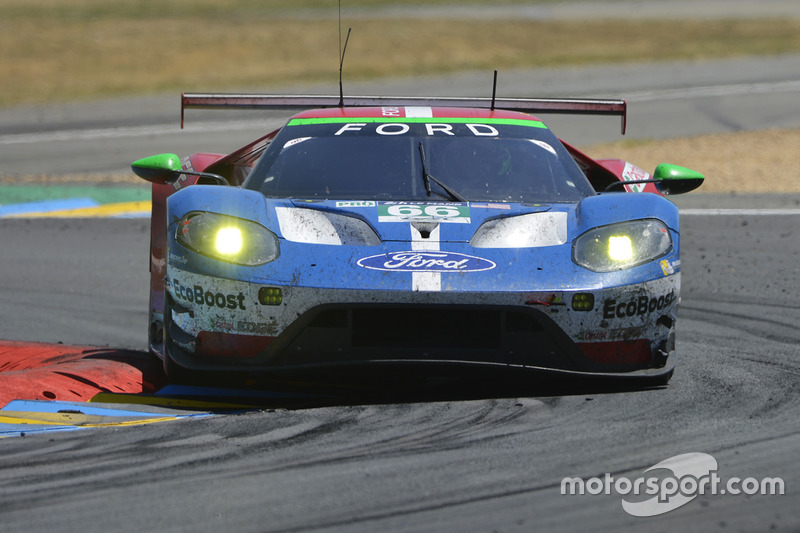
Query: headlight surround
[[176, 212, 279, 266], [572, 219, 672, 272]]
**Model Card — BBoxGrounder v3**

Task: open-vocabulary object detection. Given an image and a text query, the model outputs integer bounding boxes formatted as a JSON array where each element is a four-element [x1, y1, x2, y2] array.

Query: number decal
[[386, 204, 423, 217], [378, 203, 470, 223], [425, 205, 461, 218]]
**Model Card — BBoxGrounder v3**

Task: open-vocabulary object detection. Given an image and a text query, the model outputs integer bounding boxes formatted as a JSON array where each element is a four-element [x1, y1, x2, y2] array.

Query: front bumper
[[165, 266, 679, 378]]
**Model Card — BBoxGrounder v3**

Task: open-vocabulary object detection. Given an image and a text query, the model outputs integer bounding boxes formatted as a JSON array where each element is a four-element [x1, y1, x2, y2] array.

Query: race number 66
[[386, 204, 462, 218]]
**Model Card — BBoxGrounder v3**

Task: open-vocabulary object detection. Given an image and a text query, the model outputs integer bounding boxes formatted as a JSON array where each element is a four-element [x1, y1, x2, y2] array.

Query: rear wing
[[181, 93, 628, 134]]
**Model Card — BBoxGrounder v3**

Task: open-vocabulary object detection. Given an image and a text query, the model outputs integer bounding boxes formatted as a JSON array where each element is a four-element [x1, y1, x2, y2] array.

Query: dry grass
[[2, 5, 800, 106], [4, 1, 798, 194], [0, 0, 541, 15], [581, 129, 800, 194]]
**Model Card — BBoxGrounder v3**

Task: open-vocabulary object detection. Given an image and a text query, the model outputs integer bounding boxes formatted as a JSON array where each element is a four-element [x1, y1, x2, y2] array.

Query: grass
[[0, 0, 564, 18], [584, 129, 800, 194], [2, 1, 800, 106]]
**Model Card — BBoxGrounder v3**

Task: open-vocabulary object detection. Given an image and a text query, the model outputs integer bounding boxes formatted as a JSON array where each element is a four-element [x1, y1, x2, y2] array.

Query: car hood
[[277, 199, 569, 246], [167, 186, 680, 291]]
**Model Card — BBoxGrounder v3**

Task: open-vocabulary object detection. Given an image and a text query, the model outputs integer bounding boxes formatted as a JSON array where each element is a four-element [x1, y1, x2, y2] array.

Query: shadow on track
[[0, 340, 669, 410], [167, 362, 671, 411]]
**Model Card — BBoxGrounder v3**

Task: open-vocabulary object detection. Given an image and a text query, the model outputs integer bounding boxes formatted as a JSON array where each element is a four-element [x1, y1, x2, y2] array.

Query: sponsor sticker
[[168, 252, 189, 265], [470, 203, 511, 210], [378, 202, 470, 223], [529, 139, 557, 155], [622, 162, 650, 193], [236, 321, 278, 335], [170, 159, 193, 191], [283, 137, 312, 149], [526, 294, 566, 307], [335, 201, 376, 208], [172, 278, 246, 310], [331, 122, 512, 137], [213, 318, 235, 331], [357, 250, 496, 273], [576, 326, 646, 342], [659, 258, 680, 276], [602, 291, 675, 319]]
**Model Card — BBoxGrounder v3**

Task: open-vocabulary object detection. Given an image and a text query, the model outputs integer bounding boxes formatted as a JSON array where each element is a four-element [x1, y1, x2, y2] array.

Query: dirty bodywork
[[133, 95, 702, 383]]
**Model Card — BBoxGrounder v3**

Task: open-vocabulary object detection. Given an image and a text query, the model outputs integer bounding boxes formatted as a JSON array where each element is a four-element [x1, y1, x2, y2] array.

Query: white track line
[[680, 208, 800, 216], [0, 119, 274, 145]]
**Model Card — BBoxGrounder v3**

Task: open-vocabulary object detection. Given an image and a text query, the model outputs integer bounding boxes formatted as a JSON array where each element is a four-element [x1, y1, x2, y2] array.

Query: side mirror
[[131, 153, 183, 185], [131, 153, 229, 186], [653, 164, 704, 195]]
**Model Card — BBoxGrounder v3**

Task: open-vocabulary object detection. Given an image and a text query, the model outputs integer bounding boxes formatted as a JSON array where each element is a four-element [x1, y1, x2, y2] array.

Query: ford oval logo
[[357, 251, 496, 273]]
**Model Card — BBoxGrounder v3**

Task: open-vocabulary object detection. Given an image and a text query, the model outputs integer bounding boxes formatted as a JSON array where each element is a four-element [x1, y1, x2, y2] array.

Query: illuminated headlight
[[572, 219, 672, 272], [607, 235, 633, 261], [215, 227, 243, 255], [176, 212, 279, 266]]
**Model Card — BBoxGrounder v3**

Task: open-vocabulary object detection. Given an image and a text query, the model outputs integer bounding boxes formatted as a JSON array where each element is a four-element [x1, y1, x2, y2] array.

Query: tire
[[161, 296, 194, 384]]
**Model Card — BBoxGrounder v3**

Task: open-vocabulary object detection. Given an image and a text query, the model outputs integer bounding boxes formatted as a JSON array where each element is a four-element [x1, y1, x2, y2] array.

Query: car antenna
[[490, 70, 498, 111], [338, 1, 351, 108]]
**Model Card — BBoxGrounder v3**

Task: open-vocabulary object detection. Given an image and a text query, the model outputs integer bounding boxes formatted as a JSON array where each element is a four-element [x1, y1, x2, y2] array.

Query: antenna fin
[[339, 28, 351, 108], [490, 70, 498, 111]]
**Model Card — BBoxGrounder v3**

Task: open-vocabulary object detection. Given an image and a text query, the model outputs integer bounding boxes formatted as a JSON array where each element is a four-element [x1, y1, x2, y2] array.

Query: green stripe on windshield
[[287, 117, 547, 128]]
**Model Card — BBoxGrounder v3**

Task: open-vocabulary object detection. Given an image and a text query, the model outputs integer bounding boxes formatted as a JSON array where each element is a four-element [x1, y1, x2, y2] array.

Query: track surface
[[2, 208, 799, 532], [2, 25, 800, 533]]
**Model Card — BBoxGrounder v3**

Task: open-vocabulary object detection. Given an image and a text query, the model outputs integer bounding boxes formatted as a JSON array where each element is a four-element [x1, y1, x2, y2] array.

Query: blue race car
[[132, 94, 703, 383]]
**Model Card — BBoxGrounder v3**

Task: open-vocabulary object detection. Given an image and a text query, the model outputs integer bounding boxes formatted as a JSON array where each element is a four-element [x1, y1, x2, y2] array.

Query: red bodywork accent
[[594, 158, 661, 194], [562, 141, 662, 195], [147, 167, 201, 340], [205, 129, 279, 185], [147, 153, 214, 351], [578, 339, 653, 365], [196, 332, 274, 359]]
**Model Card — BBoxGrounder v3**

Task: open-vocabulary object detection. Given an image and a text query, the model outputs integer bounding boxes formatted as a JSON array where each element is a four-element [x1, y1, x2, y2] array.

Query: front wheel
[[161, 296, 196, 384]]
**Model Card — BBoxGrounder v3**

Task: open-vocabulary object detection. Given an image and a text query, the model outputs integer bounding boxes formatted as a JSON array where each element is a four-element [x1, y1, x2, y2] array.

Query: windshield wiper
[[417, 142, 467, 202]]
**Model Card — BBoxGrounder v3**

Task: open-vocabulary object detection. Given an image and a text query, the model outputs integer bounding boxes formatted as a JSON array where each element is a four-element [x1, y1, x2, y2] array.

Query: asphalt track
[[2, 47, 800, 533]]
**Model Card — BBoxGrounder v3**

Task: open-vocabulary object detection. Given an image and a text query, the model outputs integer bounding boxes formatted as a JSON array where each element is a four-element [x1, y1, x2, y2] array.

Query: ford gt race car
[[132, 94, 703, 385]]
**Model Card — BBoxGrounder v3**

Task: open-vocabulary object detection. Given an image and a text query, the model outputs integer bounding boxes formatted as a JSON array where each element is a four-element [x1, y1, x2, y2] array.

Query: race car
[[132, 93, 703, 384]]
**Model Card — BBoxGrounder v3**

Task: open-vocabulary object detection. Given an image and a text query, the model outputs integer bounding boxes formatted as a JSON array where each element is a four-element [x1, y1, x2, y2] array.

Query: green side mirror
[[131, 153, 182, 184], [653, 164, 704, 195]]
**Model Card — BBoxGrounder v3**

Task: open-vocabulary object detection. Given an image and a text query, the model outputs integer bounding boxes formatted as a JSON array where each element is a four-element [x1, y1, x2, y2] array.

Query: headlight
[[572, 219, 672, 272], [176, 212, 279, 266]]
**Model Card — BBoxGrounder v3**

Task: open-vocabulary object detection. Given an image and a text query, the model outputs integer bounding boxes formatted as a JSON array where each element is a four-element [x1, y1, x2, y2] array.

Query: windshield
[[245, 117, 595, 203]]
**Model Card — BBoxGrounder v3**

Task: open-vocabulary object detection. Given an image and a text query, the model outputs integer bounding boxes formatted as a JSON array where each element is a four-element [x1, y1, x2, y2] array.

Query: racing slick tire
[[161, 295, 195, 384]]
